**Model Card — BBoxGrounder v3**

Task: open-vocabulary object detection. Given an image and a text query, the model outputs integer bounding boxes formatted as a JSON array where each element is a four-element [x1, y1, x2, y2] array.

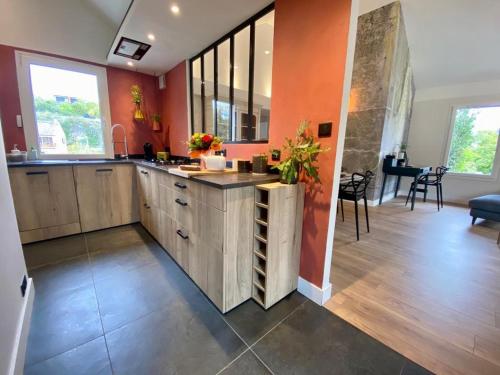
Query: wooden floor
[[326, 197, 500, 375]]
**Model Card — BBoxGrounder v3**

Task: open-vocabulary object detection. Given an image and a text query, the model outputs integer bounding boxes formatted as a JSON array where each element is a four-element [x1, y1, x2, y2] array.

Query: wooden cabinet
[[9, 166, 81, 243], [74, 165, 139, 232], [136, 165, 254, 313], [252, 183, 305, 309]]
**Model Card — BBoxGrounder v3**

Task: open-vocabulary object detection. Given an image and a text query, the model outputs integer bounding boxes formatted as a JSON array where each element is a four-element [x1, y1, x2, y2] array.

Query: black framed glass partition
[[189, 3, 275, 143]]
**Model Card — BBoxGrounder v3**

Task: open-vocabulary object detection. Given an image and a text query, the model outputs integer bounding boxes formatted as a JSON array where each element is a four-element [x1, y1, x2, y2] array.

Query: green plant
[[272, 121, 330, 184], [130, 85, 142, 104]]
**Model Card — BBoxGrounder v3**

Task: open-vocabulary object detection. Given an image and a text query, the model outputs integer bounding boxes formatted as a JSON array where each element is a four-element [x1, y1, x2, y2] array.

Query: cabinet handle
[[176, 229, 189, 240], [175, 198, 188, 207], [26, 171, 48, 175], [140, 170, 149, 175], [96, 168, 113, 173], [174, 182, 187, 189]]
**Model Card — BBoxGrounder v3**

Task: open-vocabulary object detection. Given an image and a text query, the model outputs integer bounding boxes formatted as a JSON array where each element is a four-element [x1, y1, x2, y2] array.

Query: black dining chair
[[405, 166, 448, 211], [339, 171, 374, 241]]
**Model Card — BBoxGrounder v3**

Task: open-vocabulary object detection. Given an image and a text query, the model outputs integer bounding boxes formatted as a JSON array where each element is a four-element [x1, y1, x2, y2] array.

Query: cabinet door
[[137, 167, 152, 227], [188, 233, 207, 293], [9, 166, 79, 231], [159, 210, 175, 254], [173, 225, 190, 271], [74, 165, 139, 232]]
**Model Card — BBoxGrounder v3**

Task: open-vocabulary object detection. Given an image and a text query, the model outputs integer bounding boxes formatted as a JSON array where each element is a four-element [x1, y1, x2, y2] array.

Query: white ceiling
[[359, 0, 500, 90], [107, 0, 273, 75], [85, 0, 132, 27]]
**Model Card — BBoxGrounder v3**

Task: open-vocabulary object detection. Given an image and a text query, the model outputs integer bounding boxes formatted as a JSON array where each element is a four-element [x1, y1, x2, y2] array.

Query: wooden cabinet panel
[[9, 166, 80, 233], [173, 225, 190, 271], [159, 210, 175, 253], [207, 246, 223, 310], [188, 233, 207, 293], [195, 201, 224, 252], [74, 165, 139, 232]]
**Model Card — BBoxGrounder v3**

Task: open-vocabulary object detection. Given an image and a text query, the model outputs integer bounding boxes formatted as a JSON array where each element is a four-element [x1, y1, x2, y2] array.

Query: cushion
[[469, 195, 500, 212]]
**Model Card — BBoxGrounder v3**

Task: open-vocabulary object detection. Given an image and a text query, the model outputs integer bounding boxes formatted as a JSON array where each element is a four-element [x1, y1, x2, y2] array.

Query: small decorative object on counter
[[237, 160, 252, 173], [27, 146, 38, 161], [252, 154, 268, 175], [187, 133, 222, 160], [157, 151, 167, 161], [152, 114, 161, 131], [273, 120, 330, 184], [131, 84, 144, 121], [6, 144, 28, 163], [203, 154, 226, 171]]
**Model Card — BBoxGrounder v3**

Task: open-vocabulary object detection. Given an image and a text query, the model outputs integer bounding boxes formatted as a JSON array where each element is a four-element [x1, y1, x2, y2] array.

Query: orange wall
[[160, 62, 189, 156], [0, 44, 164, 154], [268, 0, 351, 287]]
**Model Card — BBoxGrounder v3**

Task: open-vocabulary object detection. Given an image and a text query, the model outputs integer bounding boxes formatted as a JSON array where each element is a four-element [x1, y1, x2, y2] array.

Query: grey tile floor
[[23, 224, 433, 374]]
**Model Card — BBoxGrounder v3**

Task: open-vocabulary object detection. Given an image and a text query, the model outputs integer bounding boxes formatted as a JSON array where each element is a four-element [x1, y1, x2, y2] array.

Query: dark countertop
[[191, 173, 279, 189], [8, 159, 279, 189]]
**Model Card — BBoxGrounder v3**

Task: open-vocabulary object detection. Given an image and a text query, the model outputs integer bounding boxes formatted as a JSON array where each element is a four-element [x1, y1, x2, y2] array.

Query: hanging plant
[[131, 84, 144, 121], [152, 113, 161, 132]]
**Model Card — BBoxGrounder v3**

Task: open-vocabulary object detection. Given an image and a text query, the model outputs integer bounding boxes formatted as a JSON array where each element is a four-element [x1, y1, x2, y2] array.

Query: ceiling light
[[264, 50, 271, 55], [127, 61, 134, 67], [170, 4, 180, 15], [147, 33, 155, 41]]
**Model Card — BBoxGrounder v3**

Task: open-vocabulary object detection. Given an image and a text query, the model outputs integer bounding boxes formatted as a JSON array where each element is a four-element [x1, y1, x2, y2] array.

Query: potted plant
[[273, 121, 329, 184], [152, 114, 161, 131], [131, 85, 144, 121]]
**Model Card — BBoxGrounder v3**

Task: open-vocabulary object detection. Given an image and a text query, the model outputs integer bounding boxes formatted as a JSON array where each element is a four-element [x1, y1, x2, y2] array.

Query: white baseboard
[[297, 277, 332, 305], [9, 278, 34, 375]]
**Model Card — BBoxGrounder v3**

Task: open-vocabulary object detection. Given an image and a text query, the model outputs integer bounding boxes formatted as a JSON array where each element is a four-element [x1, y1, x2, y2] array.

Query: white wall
[[0, 118, 32, 374], [0, 0, 116, 64], [406, 83, 500, 203]]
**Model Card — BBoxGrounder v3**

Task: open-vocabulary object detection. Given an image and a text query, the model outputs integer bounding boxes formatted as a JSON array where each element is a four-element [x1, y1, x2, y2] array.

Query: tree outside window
[[447, 106, 500, 175]]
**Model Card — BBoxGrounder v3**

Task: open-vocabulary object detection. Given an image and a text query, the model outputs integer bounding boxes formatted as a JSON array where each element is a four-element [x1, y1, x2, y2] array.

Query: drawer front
[[171, 191, 195, 231], [169, 175, 194, 196], [193, 183, 225, 211], [173, 224, 190, 271]]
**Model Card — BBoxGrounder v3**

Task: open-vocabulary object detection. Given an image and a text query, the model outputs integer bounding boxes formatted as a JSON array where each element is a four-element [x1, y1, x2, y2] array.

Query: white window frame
[[15, 51, 113, 159], [443, 103, 500, 181]]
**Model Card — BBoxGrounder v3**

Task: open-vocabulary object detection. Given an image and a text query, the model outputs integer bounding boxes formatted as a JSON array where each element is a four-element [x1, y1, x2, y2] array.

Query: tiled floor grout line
[[214, 347, 252, 374], [248, 346, 276, 375], [249, 299, 308, 350], [84, 233, 116, 375]]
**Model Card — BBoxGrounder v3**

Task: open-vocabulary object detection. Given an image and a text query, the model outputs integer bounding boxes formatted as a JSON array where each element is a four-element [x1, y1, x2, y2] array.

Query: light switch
[[16, 115, 23, 128]]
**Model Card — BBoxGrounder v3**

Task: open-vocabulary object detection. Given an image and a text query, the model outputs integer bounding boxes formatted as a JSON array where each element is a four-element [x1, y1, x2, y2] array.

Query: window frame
[[188, 3, 274, 144], [443, 103, 500, 181], [15, 51, 114, 159]]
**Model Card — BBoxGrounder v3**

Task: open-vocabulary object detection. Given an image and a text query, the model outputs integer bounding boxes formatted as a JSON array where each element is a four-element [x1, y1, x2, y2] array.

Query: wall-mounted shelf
[[251, 182, 305, 309]]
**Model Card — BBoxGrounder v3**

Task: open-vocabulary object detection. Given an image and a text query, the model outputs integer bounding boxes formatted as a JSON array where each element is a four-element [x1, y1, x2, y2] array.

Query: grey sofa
[[469, 195, 500, 224], [469, 195, 500, 244]]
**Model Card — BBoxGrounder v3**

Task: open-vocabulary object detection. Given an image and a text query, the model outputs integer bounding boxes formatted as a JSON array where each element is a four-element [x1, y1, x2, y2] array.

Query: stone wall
[[342, 1, 414, 201]]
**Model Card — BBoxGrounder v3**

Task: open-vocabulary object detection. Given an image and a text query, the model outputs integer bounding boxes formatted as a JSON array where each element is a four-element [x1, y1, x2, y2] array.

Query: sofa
[[469, 194, 500, 244]]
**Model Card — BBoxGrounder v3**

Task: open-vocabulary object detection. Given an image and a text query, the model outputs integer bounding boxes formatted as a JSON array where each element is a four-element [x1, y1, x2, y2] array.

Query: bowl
[[7, 152, 28, 163]]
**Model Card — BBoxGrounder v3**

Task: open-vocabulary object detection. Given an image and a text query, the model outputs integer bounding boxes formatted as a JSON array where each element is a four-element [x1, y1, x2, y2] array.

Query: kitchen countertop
[[7, 159, 280, 189]]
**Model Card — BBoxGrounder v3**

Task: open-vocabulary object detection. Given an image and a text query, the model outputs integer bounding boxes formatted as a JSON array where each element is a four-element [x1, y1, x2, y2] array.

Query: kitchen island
[[8, 159, 302, 312]]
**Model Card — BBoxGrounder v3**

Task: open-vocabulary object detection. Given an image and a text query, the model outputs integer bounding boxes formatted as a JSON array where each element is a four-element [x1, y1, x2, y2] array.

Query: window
[[446, 105, 500, 176], [16, 51, 113, 159], [189, 4, 274, 143]]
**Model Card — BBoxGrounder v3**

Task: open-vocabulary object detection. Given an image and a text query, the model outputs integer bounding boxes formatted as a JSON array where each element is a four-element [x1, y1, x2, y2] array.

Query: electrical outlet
[[20, 275, 27, 297], [271, 149, 281, 161], [318, 122, 332, 138]]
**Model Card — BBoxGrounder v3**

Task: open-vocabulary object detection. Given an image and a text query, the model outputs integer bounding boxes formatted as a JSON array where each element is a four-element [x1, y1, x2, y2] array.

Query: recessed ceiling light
[[170, 4, 180, 15], [147, 33, 155, 41], [264, 50, 271, 55], [127, 61, 134, 67]]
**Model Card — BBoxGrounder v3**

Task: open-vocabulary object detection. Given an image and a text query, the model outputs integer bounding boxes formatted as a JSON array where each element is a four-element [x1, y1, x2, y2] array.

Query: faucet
[[111, 124, 129, 159]]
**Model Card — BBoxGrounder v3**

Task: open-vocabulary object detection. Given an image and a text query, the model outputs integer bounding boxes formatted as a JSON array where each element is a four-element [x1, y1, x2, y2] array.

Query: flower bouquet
[[187, 133, 223, 158]]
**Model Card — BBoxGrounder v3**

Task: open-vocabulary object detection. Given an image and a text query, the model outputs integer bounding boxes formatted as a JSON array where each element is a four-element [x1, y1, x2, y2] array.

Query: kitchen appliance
[[237, 160, 251, 173], [144, 142, 154, 161]]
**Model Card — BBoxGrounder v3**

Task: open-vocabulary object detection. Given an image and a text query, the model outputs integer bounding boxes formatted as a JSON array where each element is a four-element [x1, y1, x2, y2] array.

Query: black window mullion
[[189, 60, 195, 135], [214, 47, 218, 136], [200, 55, 205, 133], [248, 22, 255, 141], [229, 36, 235, 142]]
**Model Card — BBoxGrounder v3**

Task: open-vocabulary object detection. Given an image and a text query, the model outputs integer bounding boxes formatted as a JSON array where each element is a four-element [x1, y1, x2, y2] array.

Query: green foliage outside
[[448, 108, 499, 175], [34, 97, 104, 154]]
